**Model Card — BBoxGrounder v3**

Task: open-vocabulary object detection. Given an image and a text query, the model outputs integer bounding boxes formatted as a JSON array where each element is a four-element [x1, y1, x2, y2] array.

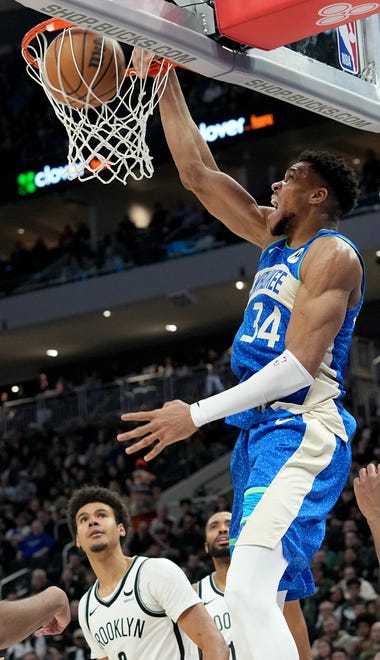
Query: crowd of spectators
[[0, 341, 233, 406], [0, 198, 238, 296], [1, 161, 378, 297], [2, 147, 379, 298], [0, 48, 68, 173]]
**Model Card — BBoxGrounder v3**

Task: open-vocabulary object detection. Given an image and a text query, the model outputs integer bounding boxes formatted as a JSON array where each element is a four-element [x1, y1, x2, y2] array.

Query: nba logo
[[337, 22, 359, 74]]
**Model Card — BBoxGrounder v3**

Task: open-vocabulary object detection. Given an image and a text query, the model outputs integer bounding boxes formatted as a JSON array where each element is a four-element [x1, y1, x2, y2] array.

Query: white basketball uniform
[[78, 556, 201, 660], [196, 572, 236, 659]]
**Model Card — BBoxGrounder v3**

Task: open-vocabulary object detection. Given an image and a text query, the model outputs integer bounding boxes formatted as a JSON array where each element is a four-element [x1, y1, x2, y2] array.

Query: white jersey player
[[195, 571, 235, 659], [67, 486, 228, 660]]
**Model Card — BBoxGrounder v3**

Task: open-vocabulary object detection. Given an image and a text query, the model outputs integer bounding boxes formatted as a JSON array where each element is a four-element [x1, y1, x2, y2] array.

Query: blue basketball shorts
[[228, 411, 352, 597]]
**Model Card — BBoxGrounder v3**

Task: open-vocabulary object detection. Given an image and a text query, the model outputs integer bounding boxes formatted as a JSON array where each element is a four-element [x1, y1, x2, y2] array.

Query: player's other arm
[[132, 49, 271, 248], [178, 603, 228, 660], [0, 586, 70, 649], [285, 237, 363, 376], [354, 463, 380, 564]]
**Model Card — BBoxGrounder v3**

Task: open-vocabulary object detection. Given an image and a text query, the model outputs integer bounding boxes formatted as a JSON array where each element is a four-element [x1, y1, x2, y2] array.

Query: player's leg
[[278, 587, 312, 658], [226, 414, 351, 659], [225, 541, 299, 660], [228, 430, 306, 657], [227, 426, 299, 658], [227, 544, 311, 658]]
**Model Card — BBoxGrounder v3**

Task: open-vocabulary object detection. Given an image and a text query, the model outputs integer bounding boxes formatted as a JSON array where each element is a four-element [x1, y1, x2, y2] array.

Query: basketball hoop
[[22, 19, 174, 184]]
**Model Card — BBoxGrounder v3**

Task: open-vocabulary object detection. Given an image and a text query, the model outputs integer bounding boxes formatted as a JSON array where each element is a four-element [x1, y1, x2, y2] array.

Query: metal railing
[[0, 365, 236, 434], [0, 568, 31, 599], [2, 354, 378, 434]]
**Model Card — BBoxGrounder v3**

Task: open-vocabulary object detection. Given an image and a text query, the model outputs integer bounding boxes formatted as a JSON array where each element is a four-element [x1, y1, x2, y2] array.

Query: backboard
[[15, 0, 380, 132]]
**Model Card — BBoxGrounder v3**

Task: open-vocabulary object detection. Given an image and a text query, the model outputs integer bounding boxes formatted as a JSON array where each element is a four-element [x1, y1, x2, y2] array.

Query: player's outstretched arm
[[132, 47, 271, 248], [178, 603, 229, 659], [354, 463, 380, 564], [0, 586, 70, 649]]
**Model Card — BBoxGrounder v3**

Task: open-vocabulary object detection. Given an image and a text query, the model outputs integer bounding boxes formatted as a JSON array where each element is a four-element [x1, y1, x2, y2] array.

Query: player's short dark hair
[[66, 485, 130, 539], [297, 149, 360, 217]]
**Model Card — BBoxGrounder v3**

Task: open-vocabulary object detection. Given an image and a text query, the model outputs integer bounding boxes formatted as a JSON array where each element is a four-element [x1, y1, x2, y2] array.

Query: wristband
[[190, 349, 314, 427]]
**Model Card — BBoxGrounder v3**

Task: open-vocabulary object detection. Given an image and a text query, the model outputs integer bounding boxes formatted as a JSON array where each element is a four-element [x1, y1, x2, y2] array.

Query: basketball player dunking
[[117, 49, 365, 660], [66, 486, 228, 660]]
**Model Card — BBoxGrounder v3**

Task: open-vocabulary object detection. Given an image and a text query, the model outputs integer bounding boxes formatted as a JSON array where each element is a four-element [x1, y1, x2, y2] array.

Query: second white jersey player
[[196, 572, 235, 659]]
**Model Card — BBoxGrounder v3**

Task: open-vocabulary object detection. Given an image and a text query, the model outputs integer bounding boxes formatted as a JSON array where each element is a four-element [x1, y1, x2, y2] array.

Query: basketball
[[42, 28, 125, 108]]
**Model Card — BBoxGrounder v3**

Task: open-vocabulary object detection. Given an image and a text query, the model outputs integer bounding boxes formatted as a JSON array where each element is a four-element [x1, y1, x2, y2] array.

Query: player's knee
[[225, 578, 269, 631], [225, 548, 279, 619]]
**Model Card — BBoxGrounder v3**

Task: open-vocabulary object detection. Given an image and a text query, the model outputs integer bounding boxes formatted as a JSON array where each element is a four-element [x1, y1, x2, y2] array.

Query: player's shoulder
[[303, 231, 362, 272], [139, 556, 186, 579], [138, 557, 201, 610], [140, 555, 175, 567], [309, 230, 359, 255]]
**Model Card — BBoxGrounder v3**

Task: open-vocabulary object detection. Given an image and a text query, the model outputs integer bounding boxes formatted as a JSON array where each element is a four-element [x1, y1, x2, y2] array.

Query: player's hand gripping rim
[[128, 47, 174, 79]]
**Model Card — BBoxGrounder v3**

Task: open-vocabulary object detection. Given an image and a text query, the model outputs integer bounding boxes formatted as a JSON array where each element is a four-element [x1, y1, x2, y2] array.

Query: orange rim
[[22, 18, 175, 76], [125, 58, 175, 78], [22, 18, 76, 68]]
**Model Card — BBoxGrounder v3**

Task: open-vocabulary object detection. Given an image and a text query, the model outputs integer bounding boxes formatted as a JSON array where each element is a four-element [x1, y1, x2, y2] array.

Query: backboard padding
[[213, 0, 380, 51]]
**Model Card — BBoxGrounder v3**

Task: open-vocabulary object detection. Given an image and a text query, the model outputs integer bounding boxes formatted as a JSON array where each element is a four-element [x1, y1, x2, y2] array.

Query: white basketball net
[[22, 23, 173, 185]]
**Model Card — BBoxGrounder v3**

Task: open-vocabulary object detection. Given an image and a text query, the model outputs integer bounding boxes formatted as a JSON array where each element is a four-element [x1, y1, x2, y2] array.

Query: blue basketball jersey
[[226, 229, 365, 439]]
